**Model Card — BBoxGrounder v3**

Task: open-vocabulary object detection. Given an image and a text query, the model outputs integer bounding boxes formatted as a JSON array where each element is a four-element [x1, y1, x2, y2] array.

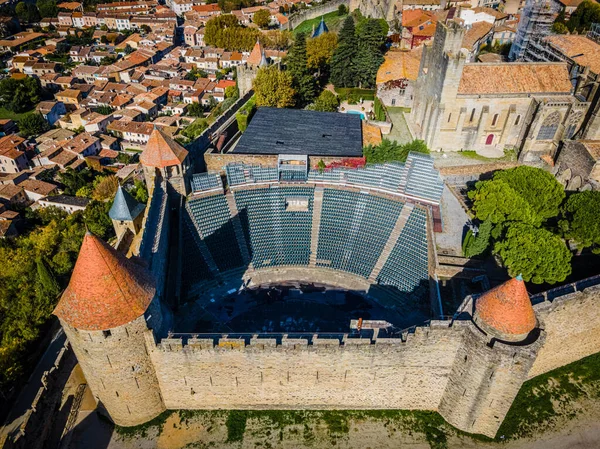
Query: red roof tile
[[140, 128, 188, 168], [474, 277, 536, 341], [53, 233, 156, 331]]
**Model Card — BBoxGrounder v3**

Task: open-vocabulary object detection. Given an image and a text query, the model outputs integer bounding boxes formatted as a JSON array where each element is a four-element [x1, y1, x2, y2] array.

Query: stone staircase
[[368, 203, 414, 282], [309, 187, 324, 266]]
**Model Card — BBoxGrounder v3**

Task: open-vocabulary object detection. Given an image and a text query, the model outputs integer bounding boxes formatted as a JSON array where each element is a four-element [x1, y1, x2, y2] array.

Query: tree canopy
[[468, 179, 541, 227], [565, 0, 600, 33], [309, 89, 339, 112], [286, 32, 317, 107], [363, 139, 430, 164], [0, 77, 41, 113], [253, 66, 295, 108], [330, 16, 386, 88], [253, 9, 271, 28], [494, 223, 572, 284], [204, 14, 259, 51], [493, 166, 565, 221], [560, 191, 600, 254], [306, 32, 338, 73], [19, 112, 49, 138]]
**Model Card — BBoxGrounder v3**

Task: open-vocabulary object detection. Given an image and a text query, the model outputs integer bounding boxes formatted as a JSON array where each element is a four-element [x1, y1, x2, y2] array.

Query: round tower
[[53, 233, 167, 426], [438, 276, 544, 438]]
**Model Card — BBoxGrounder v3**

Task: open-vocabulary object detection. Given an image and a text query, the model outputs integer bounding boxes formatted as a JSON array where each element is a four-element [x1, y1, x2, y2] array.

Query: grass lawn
[[0, 107, 34, 122], [334, 87, 376, 101], [458, 149, 517, 162], [294, 11, 347, 36]]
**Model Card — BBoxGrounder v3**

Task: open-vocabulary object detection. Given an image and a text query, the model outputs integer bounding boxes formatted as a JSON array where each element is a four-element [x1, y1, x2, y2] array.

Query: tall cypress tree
[[330, 16, 358, 88], [286, 32, 317, 107], [355, 19, 385, 88]]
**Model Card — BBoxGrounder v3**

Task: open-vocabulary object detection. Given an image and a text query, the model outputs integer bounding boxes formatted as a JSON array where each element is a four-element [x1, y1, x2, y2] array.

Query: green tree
[[37, 0, 57, 18], [354, 18, 385, 88], [286, 32, 317, 106], [124, 44, 134, 54], [559, 191, 600, 254], [140, 24, 151, 34], [96, 105, 114, 115], [306, 32, 338, 76], [84, 200, 114, 240], [310, 89, 339, 112], [253, 66, 295, 108], [185, 67, 208, 80], [15, 2, 39, 22], [493, 166, 565, 221], [18, 112, 49, 137], [204, 14, 260, 51], [253, 9, 271, 28], [338, 4, 347, 15], [182, 118, 209, 139], [552, 22, 568, 34], [363, 139, 429, 164], [566, 0, 600, 33], [92, 175, 119, 201], [468, 179, 541, 227], [0, 77, 41, 113], [330, 16, 358, 88], [462, 220, 492, 257], [100, 55, 117, 65], [130, 180, 148, 204], [494, 223, 572, 284], [225, 85, 238, 99], [58, 168, 97, 195], [187, 102, 204, 117]]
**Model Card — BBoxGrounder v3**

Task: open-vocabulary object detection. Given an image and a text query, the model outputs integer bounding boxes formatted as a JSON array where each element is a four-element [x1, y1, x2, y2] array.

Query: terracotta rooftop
[[462, 21, 493, 50], [53, 233, 156, 331], [474, 276, 536, 341], [376, 46, 422, 84], [543, 34, 600, 75], [140, 128, 188, 168], [458, 63, 572, 95]]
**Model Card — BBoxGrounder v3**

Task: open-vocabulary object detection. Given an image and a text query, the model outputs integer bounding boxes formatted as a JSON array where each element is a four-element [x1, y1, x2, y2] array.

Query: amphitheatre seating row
[[182, 186, 430, 303], [316, 189, 404, 278], [377, 207, 429, 294], [187, 194, 244, 273], [234, 187, 315, 268]]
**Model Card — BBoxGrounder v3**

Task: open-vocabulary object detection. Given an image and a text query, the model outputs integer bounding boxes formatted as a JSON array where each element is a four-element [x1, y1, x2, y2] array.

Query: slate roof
[[232, 108, 363, 157], [474, 276, 537, 341], [53, 232, 156, 331], [41, 194, 90, 207], [312, 16, 329, 37], [109, 185, 145, 221]]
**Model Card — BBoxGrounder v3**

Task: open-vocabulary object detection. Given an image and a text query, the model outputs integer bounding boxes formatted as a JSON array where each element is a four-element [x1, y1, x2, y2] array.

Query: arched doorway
[[485, 134, 494, 145]]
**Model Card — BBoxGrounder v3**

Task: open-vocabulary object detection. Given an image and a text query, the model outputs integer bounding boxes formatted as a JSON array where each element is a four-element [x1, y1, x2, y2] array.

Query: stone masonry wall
[[147, 322, 465, 411], [529, 284, 600, 378], [63, 313, 166, 427]]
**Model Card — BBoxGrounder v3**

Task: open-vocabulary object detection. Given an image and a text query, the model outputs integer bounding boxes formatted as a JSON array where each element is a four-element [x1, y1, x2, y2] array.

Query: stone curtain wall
[[147, 323, 464, 411], [529, 283, 600, 378], [284, 0, 350, 31]]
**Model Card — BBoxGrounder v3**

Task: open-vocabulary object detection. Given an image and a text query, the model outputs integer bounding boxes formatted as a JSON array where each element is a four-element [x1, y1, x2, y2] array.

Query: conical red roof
[[474, 277, 536, 341], [53, 233, 156, 331], [247, 39, 264, 67], [140, 128, 188, 168]]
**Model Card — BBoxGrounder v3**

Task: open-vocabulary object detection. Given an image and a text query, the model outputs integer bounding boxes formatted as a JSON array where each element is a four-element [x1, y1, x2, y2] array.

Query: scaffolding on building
[[509, 0, 561, 60], [588, 23, 600, 44]]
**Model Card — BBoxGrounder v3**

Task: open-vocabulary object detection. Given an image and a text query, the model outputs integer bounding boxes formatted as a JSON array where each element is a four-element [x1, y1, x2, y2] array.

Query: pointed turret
[[110, 185, 145, 222], [312, 16, 329, 38], [140, 128, 188, 169], [53, 233, 156, 331], [473, 275, 537, 342], [247, 38, 268, 67]]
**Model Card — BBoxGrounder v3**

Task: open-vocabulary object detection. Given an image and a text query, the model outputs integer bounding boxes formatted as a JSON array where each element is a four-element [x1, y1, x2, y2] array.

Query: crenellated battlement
[[154, 320, 468, 353]]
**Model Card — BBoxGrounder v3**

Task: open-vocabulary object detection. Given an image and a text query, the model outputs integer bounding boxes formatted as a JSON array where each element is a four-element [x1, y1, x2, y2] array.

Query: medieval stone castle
[[50, 116, 600, 439]]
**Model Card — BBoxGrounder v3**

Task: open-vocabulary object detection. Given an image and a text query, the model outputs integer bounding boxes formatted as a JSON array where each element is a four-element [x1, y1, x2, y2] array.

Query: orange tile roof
[[246, 39, 264, 66], [462, 21, 493, 50], [377, 47, 422, 84], [140, 128, 188, 168], [543, 34, 600, 75], [53, 233, 156, 331], [458, 63, 572, 95], [474, 277, 536, 340]]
